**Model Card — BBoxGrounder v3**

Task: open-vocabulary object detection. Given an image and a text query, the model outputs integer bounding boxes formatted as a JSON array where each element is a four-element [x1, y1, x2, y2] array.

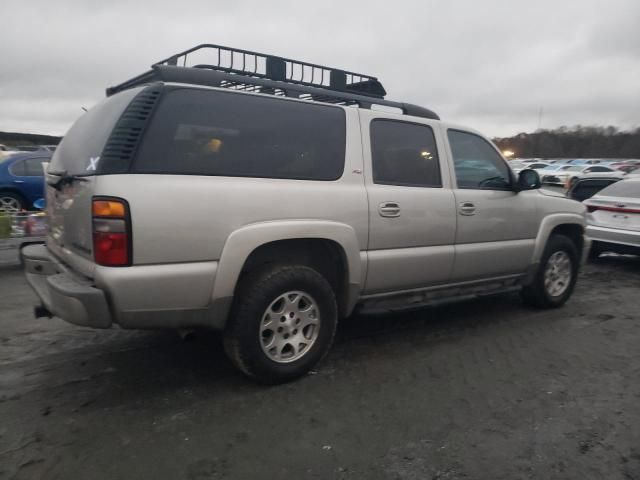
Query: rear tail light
[[584, 203, 640, 214], [92, 198, 131, 266]]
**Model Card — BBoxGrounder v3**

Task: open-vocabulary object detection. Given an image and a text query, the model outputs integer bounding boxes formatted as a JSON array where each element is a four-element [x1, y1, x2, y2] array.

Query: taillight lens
[[92, 198, 130, 266], [584, 203, 640, 214]]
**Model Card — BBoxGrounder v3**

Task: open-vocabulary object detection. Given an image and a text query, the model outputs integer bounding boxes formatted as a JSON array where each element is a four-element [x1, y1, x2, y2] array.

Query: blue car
[[0, 152, 50, 211]]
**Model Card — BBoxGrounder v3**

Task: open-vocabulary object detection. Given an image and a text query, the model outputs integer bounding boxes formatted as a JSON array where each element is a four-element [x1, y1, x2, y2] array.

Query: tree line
[[493, 126, 640, 159]]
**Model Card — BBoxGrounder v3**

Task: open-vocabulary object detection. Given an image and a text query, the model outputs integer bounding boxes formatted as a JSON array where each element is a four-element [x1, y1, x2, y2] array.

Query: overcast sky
[[1, 0, 639, 138]]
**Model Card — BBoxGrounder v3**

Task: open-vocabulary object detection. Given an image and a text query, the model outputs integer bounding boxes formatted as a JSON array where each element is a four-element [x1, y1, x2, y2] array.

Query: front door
[[445, 129, 538, 282]]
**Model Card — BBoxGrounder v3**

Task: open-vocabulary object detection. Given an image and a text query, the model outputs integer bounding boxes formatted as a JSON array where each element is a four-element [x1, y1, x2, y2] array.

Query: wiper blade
[[46, 171, 88, 190]]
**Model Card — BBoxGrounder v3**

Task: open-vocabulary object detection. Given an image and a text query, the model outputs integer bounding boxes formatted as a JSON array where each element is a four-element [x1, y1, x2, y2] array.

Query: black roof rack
[[106, 44, 439, 120]]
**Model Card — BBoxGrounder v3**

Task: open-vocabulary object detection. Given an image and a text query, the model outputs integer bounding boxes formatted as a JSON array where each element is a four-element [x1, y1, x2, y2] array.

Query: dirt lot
[[1, 256, 639, 480]]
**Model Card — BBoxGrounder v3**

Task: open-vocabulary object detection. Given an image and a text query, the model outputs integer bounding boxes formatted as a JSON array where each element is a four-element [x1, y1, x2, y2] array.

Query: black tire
[[522, 234, 579, 309], [224, 264, 338, 384], [0, 191, 27, 211]]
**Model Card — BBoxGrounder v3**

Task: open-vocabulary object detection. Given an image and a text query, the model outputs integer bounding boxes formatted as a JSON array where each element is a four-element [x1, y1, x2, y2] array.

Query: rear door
[[361, 111, 457, 294], [444, 128, 538, 281]]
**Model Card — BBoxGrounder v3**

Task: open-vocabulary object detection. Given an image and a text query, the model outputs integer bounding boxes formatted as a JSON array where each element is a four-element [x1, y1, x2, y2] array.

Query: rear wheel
[[522, 234, 579, 308], [0, 192, 26, 212], [224, 264, 338, 384]]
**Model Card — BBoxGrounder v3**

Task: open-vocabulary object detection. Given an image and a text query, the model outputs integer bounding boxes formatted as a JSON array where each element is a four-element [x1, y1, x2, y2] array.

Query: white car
[[509, 161, 550, 175], [542, 165, 623, 188], [585, 178, 640, 258], [538, 164, 574, 182]]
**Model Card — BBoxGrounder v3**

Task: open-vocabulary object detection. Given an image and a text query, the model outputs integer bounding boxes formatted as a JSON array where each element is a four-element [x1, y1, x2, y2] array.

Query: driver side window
[[448, 130, 511, 190]]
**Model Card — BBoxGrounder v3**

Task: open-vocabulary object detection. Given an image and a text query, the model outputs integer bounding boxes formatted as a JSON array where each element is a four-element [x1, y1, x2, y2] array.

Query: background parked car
[[614, 160, 640, 173], [538, 164, 575, 183], [0, 144, 18, 160], [509, 161, 550, 174], [0, 152, 50, 211], [542, 164, 623, 187], [585, 178, 640, 258]]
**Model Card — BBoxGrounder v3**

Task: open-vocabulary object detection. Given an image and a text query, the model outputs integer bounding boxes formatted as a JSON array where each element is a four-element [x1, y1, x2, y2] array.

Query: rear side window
[[448, 130, 511, 190], [8, 160, 26, 176], [25, 158, 47, 176], [9, 158, 47, 176], [134, 89, 346, 180], [370, 119, 441, 187], [49, 87, 143, 176]]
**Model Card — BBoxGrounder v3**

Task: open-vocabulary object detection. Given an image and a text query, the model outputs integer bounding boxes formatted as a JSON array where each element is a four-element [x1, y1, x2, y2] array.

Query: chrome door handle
[[13, 180, 25, 184], [379, 202, 401, 217], [458, 201, 476, 216]]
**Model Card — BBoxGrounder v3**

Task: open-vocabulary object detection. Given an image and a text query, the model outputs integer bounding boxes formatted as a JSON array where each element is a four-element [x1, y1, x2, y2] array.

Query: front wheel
[[522, 234, 579, 308], [224, 265, 338, 384]]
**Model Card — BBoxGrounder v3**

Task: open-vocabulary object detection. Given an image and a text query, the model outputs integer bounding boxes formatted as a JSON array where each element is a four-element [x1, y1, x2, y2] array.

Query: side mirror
[[516, 169, 541, 191]]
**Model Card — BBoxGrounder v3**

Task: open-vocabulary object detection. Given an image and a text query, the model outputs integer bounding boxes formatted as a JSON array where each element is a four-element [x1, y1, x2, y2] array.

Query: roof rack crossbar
[[152, 43, 386, 98]]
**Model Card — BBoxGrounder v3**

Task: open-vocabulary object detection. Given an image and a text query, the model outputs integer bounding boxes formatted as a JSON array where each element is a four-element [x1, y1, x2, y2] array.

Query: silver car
[[585, 178, 640, 258], [22, 44, 590, 383]]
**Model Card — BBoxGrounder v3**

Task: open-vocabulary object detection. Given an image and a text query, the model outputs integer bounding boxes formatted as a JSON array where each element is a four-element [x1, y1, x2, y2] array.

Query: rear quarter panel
[[93, 108, 368, 266]]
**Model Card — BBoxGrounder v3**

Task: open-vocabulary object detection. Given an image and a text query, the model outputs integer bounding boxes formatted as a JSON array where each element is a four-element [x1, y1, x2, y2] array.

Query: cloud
[[0, 0, 638, 136]]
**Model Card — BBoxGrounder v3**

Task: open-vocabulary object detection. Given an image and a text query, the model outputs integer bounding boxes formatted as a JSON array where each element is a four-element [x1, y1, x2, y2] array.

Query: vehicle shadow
[[589, 253, 640, 273], [41, 291, 538, 413]]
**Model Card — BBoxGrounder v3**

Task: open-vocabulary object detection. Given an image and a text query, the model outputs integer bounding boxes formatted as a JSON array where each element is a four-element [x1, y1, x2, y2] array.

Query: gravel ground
[[0, 256, 639, 480]]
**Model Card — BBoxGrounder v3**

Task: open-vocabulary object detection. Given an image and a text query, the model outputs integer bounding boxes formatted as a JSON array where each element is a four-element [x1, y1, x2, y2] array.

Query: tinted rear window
[[133, 88, 346, 180], [49, 87, 143, 176], [597, 180, 640, 198]]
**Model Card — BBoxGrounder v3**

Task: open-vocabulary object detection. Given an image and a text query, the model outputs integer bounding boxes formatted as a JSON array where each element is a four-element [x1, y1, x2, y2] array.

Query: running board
[[356, 276, 523, 315]]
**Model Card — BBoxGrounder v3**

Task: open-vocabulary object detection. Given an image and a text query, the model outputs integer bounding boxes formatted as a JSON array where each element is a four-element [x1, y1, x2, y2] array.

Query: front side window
[[370, 119, 441, 187], [134, 88, 346, 181], [448, 130, 511, 190]]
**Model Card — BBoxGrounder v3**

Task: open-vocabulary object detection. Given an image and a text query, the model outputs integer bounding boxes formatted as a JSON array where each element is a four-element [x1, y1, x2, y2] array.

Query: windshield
[[49, 87, 142, 176], [567, 166, 584, 172]]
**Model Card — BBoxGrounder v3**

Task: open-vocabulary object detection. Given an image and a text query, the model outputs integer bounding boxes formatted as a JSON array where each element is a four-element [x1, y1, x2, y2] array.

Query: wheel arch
[[531, 213, 586, 266], [210, 220, 362, 328]]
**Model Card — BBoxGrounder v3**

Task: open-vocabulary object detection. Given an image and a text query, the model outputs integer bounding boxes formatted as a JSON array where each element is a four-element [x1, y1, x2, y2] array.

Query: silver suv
[[23, 45, 589, 383]]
